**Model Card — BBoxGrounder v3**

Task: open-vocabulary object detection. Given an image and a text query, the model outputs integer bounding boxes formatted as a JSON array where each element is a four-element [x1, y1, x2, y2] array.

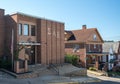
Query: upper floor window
[[93, 34, 97, 40], [18, 23, 22, 35], [73, 44, 80, 52], [24, 24, 29, 36], [31, 25, 36, 36]]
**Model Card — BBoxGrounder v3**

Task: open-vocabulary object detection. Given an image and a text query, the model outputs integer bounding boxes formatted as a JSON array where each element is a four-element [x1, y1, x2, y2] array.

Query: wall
[[65, 43, 86, 67], [5, 13, 65, 65], [0, 9, 5, 57], [37, 19, 64, 65], [4, 15, 17, 58]]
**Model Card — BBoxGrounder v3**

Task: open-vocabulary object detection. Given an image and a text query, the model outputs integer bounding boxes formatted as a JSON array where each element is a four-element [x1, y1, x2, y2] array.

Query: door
[[28, 46, 35, 65]]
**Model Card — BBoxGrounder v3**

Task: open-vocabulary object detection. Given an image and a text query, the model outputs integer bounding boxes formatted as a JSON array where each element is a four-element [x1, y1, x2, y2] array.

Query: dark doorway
[[26, 46, 35, 65]]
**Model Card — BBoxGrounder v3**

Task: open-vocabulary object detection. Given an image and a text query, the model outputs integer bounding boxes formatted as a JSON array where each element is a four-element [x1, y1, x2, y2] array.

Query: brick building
[[0, 9, 64, 73], [65, 25, 104, 70]]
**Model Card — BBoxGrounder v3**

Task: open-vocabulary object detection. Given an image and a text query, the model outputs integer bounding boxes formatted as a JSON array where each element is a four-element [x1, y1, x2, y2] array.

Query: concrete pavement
[[87, 72, 120, 83]]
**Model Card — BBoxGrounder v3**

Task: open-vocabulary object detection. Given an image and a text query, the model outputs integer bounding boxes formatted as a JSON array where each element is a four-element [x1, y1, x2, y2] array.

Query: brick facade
[[65, 25, 104, 68], [0, 8, 64, 73], [0, 9, 5, 56]]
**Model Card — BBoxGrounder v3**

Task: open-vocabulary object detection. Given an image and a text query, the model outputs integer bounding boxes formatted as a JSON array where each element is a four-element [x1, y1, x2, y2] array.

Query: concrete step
[[57, 64, 87, 76]]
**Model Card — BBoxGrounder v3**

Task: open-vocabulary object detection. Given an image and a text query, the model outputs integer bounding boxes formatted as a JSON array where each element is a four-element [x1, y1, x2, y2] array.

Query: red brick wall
[[60, 23, 65, 63], [65, 43, 86, 67], [0, 9, 5, 56], [39, 19, 47, 64], [37, 19, 65, 65], [4, 12, 64, 65], [4, 15, 17, 57]]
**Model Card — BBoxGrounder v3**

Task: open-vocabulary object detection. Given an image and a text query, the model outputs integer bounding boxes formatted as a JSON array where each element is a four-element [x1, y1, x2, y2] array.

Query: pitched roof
[[65, 27, 103, 43], [103, 42, 120, 53]]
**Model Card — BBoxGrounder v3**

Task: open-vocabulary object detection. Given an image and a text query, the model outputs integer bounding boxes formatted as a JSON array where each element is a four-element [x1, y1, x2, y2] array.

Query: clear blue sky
[[0, 0, 120, 41]]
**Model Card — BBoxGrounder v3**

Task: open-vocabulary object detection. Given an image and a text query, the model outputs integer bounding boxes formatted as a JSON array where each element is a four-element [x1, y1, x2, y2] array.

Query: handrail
[[49, 63, 59, 75]]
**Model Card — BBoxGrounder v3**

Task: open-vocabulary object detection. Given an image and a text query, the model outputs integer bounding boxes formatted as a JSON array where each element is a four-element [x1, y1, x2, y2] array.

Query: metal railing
[[49, 63, 59, 75]]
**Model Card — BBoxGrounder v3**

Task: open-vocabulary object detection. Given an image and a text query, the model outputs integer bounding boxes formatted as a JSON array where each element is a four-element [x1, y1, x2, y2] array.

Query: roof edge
[[10, 12, 64, 24]]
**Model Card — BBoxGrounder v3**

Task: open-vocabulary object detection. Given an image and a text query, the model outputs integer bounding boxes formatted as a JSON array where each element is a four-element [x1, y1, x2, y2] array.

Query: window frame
[[23, 24, 29, 36], [18, 23, 22, 35], [94, 44, 96, 49], [93, 34, 97, 41], [31, 25, 36, 36]]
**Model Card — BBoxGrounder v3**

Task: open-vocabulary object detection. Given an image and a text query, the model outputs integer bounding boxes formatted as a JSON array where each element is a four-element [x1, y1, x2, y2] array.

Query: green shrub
[[89, 67, 97, 71], [65, 54, 79, 65]]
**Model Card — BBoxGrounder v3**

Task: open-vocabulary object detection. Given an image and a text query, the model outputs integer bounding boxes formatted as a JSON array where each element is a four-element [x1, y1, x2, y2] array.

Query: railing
[[49, 63, 59, 75]]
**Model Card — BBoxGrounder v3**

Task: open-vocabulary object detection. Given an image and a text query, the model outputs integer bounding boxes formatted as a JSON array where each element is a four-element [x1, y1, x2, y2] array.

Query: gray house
[[102, 41, 120, 70]]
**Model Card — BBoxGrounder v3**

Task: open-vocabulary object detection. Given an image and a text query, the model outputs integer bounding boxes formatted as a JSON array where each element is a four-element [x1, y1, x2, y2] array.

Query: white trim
[[18, 42, 40, 45]]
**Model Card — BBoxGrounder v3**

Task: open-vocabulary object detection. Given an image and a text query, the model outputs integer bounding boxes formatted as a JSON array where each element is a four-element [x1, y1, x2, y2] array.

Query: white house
[[102, 41, 120, 70]]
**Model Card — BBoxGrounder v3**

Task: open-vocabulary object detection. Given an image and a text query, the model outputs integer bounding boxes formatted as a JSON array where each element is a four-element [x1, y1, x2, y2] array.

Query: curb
[[87, 70, 105, 76], [48, 78, 102, 84], [48, 82, 79, 84]]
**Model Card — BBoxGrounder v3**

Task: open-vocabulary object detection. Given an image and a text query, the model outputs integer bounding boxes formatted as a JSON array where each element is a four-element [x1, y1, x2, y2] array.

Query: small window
[[31, 25, 36, 36], [19, 60, 25, 69], [18, 23, 22, 35], [93, 34, 97, 40], [24, 24, 29, 36], [94, 44, 96, 49], [89, 44, 91, 52]]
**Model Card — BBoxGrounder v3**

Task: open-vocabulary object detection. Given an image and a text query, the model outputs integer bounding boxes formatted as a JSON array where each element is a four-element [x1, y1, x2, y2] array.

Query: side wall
[[37, 19, 64, 65], [0, 9, 5, 57], [4, 15, 17, 58]]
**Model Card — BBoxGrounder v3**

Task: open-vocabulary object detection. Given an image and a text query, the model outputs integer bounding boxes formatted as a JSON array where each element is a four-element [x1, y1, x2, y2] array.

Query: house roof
[[103, 42, 120, 53], [65, 27, 103, 43]]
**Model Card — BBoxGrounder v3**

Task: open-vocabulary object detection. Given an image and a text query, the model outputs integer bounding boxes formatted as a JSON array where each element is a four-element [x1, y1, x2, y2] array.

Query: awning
[[18, 42, 41, 45], [86, 52, 108, 56], [65, 41, 85, 44]]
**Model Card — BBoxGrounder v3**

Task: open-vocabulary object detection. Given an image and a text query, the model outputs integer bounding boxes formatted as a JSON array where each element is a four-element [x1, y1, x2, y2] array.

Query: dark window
[[31, 25, 36, 36], [24, 24, 29, 36], [18, 23, 22, 35], [19, 60, 25, 69]]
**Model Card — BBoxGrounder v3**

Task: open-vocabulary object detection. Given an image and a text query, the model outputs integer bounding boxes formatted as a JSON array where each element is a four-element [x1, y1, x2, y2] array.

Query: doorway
[[25, 46, 35, 65]]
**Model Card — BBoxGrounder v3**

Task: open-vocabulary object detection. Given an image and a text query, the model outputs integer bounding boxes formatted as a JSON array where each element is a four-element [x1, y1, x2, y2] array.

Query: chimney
[[0, 9, 4, 16], [82, 25, 87, 30]]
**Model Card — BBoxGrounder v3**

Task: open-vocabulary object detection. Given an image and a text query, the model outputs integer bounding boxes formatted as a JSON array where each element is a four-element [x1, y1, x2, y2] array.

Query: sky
[[0, 0, 120, 41]]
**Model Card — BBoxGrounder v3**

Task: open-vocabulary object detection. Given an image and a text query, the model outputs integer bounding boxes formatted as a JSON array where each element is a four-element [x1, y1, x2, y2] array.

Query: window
[[73, 44, 80, 52], [24, 24, 29, 36], [31, 25, 36, 36], [94, 44, 96, 49], [19, 60, 25, 69], [18, 23, 22, 35], [89, 44, 91, 52], [93, 34, 97, 40]]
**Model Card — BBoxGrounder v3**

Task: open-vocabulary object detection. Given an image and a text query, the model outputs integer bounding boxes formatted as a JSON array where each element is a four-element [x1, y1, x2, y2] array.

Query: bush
[[89, 67, 97, 71], [65, 54, 79, 65], [0, 58, 12, 70], [108, 71, 120, 76]]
